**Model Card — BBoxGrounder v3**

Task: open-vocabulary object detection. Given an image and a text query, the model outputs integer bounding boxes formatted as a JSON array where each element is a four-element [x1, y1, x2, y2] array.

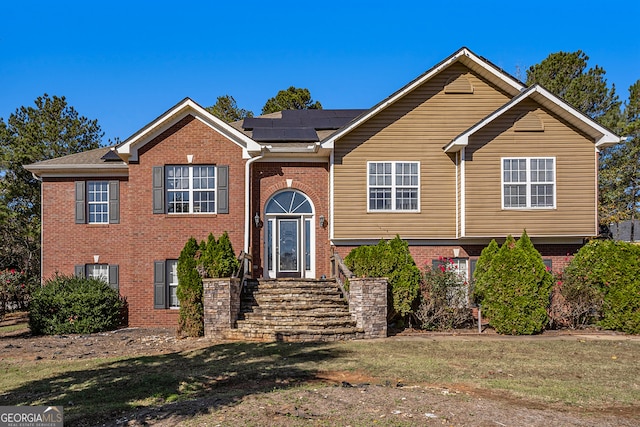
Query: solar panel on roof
[[252, 127, 319, 142], [244, 109, 366, 131]]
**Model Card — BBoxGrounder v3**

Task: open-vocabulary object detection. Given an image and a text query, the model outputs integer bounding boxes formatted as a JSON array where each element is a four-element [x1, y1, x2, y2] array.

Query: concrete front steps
[[232, 278, 364, 342]]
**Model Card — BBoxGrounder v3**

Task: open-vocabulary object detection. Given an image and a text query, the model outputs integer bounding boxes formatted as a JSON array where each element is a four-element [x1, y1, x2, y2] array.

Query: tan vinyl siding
[[333, 63, 512, 239], [465, 99, 597, 237]]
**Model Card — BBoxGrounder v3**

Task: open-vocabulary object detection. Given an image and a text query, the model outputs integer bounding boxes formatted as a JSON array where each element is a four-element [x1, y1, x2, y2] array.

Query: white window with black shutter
[[75, 180, 120, 224], [152, 165, 228, 214], [154, 260, 179, 309], [75, 264, 119, 291]]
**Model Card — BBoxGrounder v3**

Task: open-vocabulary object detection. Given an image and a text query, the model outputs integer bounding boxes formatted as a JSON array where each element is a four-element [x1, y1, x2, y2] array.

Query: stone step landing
[[233, 278, 363, 342]]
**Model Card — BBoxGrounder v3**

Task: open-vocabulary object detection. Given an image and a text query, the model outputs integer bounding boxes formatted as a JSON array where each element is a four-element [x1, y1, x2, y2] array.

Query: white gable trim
[[322, 47, 525, 147], [116, 98, 262, 162], [444, 85, 620, 153]]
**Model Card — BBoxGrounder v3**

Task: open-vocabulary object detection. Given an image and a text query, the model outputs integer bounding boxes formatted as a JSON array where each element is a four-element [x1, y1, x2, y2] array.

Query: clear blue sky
[[1, 1, 638, 144]]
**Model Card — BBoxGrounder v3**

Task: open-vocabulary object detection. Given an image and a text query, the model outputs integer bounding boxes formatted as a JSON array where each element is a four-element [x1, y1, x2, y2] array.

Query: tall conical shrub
[[481, 232, 552, 335], [472, 239, 499, 304], [211, 232, 240, 278], [177, 237, 204, 337]]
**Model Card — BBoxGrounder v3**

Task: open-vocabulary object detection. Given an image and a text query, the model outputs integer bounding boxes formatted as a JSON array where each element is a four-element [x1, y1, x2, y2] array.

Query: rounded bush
[[29, 275, 126, 335], [344, 235, 421, 322], [562, 240, 640, 334], [476, 233, 553, 335]]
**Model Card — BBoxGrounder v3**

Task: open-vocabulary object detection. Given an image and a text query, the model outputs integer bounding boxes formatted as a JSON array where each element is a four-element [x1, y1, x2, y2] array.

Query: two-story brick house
[[26, 48, 619, 327]]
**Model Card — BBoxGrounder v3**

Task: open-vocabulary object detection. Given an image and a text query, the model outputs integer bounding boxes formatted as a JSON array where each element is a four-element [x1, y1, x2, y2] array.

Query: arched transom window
[[265, 190, 312, 214]]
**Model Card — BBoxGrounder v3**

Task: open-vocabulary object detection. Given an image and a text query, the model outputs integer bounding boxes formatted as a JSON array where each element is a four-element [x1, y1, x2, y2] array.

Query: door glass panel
[[279, 219, 298, 272], [305, 219, 311, 271], [267, 219, 273, 271]]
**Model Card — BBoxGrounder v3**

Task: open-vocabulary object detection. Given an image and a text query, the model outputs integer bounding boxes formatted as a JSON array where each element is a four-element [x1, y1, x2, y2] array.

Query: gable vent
[[514, 112, 544, 132], [445, 75, 474, 94]]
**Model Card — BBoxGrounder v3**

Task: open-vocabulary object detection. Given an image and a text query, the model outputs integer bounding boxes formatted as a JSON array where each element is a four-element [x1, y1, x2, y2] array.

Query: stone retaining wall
[[348, 278, 388, 339], [203, 278, 240, 339]]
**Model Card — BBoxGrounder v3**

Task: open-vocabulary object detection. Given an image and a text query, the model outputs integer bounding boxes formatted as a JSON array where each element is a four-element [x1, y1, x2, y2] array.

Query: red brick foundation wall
[[333, 242, 583, 274]]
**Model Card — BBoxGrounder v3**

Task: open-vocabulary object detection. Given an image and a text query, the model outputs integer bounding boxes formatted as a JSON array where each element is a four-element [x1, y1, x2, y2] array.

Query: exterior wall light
[[254, 212, 261, 228], [319, 215, 326, 228]]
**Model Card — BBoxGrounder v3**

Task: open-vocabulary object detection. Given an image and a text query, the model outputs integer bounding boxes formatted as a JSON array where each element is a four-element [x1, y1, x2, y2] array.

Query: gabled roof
[[116, 98, 262, 161], [24, 146, 128, 177], [322, 47, 526, 146], [443, 84, 621, 153]]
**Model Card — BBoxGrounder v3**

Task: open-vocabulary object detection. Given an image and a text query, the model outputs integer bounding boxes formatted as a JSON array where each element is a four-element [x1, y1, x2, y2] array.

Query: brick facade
[[42, 116, 248, 327], [251, 162, 331, 278]]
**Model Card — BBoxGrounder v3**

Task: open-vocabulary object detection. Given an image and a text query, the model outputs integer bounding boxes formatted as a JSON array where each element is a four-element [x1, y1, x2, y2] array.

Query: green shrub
[[416, 260, 472, 330], [177, 232, 240, 337], [472, 239, 499, 304], [477, 232, 553, 335], [177, 237, 204, 337], [562, 240, 640, 334], [29, 275, 126, 335], [211, 232, 240, 278], [344, 235, 421, 322], [197, 232, 240, 279]]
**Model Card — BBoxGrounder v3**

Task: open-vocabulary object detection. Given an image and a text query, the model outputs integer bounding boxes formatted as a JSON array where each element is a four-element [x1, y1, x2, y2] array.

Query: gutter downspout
[[244, 150, 264, 254], [31, 172, 44, 286]]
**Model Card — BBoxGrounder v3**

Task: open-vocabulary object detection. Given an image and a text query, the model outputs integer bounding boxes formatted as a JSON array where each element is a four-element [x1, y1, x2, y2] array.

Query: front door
[[277, 218, 300, 277], [264, 190, 315, 278]]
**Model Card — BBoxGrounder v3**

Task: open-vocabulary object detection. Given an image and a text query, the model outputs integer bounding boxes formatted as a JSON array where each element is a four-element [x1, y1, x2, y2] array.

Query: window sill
[[165, 213, 218, 218], [502, 207, 557, 211], [366, 210, 421, 214], [85, 223, 111, 228]]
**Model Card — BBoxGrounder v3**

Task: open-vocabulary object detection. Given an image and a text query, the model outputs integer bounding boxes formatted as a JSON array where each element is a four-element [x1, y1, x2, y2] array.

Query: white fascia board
[[529, 86, 620, 148], [443, 135, 468, 153], [117, 98, 261, 162], [445, 86, 536, 153], [323, 48, 524, 148], [445, 85, 621, 153], [24, 164, 129, 178], [458, 49, 525, 92]]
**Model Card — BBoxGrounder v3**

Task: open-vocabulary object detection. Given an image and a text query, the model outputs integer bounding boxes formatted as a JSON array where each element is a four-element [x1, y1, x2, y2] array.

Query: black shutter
[[217, 165, 229, 214], [152, 166, 164, 214], [75, 181, 86, 223], [74, 265, 85, 278], [469, 259, 478, 280], [109, 181, 120, 224], [108, 264, 119, 291], [543, 259, 553, 271], [154, 260, 166, 309]]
